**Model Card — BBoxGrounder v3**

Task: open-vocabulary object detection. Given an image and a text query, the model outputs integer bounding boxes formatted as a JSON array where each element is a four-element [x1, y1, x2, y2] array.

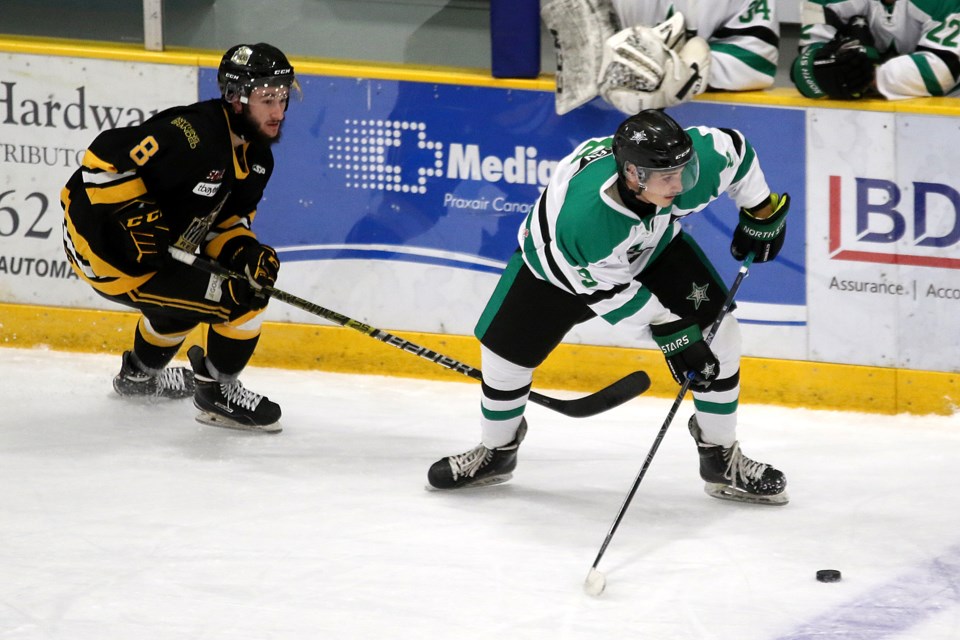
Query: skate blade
[[113, 389, 194, 402], [195, 411, 282, 433], [704, 483, 789, 506], [424, 473, 513, 491]]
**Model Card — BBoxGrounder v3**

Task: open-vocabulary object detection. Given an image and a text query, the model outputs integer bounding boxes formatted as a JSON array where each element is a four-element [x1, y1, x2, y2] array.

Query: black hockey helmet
[[218, 43, 300, 104], [612, 109, 698, 193]]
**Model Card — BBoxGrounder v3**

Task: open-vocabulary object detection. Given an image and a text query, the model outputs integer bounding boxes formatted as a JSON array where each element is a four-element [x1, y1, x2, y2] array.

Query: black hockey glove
[[220, 237, 280, 311], [651, 318, 720, 390], [792, 37, 874, 99], [114, 204, 170, 272], [731, 193, 789, 263], [840, 16, 875, 50]]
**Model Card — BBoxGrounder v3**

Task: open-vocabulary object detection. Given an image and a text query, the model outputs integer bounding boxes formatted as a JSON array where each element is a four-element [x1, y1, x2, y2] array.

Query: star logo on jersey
[[630, 131, 648, 144], [686, 282, 710, 310]]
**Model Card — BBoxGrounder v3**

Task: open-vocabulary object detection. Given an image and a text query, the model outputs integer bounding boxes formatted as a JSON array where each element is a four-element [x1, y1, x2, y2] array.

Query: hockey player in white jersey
[[427, 110, 790, 505], [792, 0, 960, 99], [541, 0, 780, 114]]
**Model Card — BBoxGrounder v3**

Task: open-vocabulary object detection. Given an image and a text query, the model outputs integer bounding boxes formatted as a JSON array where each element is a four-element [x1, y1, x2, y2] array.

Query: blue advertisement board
[[201, 70, 806, 312], [671, 100, 806, 311]]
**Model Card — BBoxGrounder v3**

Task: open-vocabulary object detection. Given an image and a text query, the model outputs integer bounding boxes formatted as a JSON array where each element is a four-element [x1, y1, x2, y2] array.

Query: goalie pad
[[600, 27, 711, 114], [541, 0, 619, 115]]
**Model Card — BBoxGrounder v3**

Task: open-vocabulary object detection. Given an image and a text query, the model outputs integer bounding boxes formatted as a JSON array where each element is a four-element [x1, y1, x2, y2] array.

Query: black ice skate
[[187, 346, 282, 433], [113, 350, 195, 399], [688, 416, 788, 506], [427, 419, 527, 490]]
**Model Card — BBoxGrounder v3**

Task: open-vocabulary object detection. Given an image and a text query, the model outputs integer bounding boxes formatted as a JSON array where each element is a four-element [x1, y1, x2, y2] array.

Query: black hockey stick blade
[[530, 370, 651, 418]]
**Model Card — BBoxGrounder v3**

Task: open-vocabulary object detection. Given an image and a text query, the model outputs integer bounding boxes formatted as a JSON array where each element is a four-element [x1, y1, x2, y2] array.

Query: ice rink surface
[[1, 347, 959, 640]]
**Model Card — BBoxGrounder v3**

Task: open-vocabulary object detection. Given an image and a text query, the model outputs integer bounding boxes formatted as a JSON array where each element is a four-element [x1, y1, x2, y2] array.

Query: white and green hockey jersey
[[610, 0, 780, 90], [799, 0, 960, 99], [519, 126, 770, 335]]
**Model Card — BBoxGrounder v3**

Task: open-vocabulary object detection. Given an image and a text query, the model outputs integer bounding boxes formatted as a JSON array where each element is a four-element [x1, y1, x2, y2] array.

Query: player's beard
[[239, 106, 283, 146]]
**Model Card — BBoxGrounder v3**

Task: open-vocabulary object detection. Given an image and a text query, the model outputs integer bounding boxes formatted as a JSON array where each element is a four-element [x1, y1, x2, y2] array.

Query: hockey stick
[[583, 252, 756, 596], [169, 247, 651, 419]]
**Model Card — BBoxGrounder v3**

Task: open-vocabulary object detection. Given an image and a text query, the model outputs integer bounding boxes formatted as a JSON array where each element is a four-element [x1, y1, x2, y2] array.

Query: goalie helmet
[[612, 109, 698, 194], [218, 43, 299, 104]]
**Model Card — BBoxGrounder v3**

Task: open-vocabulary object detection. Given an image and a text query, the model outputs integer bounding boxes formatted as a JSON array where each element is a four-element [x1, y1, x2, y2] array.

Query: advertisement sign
[[0, 53, 197, 308], [671, 101, 808, 360], [3, 49, 957, 377], [0, 53, 807, 360], [807, 109, 960, 372], [198, 72, 807, 352]]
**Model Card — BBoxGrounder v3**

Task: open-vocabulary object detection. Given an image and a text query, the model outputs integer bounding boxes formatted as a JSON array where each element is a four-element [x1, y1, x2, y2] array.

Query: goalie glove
[[599, 13, 687, 94], [599, 14, 710, 113]]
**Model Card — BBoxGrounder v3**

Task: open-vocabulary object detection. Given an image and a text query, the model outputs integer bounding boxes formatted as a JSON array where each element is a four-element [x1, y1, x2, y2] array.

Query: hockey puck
[[816, 569, 842, 583]]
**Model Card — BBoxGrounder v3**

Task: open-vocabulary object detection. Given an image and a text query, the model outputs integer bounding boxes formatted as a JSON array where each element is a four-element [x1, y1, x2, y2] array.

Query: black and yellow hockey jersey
[[62, 99, 273, 295]]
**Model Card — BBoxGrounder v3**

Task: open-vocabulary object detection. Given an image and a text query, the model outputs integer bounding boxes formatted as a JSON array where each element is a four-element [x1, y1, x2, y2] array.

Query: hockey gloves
[[792, 36, 875, 100], [651, 318, 719, 390], [220, 237, 280, 311], [731, 193, 789, 263], [839, 16, 876, 51], [114, 204, 170, 272]]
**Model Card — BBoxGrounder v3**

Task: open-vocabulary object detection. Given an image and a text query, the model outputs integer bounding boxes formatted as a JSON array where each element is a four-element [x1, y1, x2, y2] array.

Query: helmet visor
[[636, 154, 699, 198], [241, 75, 302, 104]]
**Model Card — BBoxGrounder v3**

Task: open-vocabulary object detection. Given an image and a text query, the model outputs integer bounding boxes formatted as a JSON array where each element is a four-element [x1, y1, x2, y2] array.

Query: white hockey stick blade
[[194, 411, 283, 434], [584, 568, 607, 596], [704, 483, 789, 506]]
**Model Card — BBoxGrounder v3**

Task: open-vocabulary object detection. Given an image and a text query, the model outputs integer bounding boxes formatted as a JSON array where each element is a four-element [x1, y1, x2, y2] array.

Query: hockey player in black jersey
[[61, 43, 299, 432]]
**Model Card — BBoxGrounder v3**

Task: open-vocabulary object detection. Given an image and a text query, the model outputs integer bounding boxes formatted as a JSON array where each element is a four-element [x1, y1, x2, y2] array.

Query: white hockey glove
[[599, 13, 687, 93], [599, 13, 711, 113]]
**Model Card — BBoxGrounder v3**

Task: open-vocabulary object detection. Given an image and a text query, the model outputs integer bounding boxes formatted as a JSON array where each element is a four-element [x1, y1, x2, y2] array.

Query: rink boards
[[0, 38, 956, 414]]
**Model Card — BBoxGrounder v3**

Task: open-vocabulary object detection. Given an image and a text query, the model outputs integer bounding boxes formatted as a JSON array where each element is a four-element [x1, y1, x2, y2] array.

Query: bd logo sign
[[829, 175, 960, 269]]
